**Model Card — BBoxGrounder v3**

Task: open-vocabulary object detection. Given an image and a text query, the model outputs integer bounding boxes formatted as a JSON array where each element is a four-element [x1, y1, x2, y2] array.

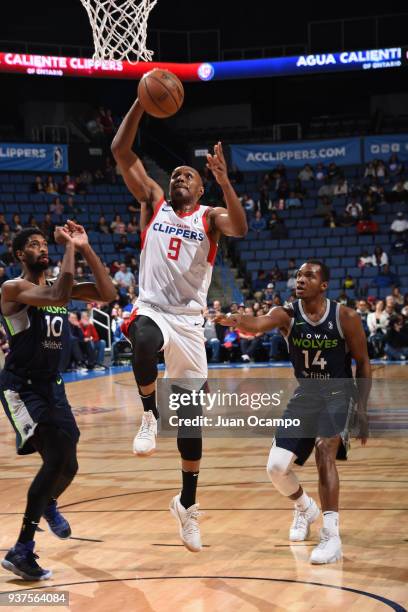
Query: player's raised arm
[[206, 142, 248, 238], [66, 221, 117, 303], [1, 227, 75, 309], [111, 99, 164, 220], [215, 306, 292, 335], [340, 306, 372, 445]]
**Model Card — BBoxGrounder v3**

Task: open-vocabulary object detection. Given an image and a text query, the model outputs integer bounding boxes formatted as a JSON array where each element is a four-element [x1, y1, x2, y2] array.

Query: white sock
[[323, 511, 339, 536], [294, 491, 311, 511]]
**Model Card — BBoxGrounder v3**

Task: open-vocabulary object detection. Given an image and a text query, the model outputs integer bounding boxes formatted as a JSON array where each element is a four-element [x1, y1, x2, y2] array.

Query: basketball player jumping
[[0, 222, 116, 580], [111, 99, 247, 552], [216, 260, 372, 564]]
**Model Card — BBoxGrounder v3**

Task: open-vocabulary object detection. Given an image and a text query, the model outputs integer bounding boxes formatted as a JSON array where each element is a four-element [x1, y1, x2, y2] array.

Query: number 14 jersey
[[138, 198, 218, 312], [286, 299, 352, 379]]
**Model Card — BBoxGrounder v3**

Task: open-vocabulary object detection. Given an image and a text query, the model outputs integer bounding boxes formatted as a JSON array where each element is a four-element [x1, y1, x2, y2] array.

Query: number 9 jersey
[[285, 299, 353, 380], [138, 198, 218, 312]]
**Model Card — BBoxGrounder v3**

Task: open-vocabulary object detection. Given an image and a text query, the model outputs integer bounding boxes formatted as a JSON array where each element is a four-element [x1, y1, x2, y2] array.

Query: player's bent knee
[[177, 436, 202, 461], [266, 444, 296, 479]]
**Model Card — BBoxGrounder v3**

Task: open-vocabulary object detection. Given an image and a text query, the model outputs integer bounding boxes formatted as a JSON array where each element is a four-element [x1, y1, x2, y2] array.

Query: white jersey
[[137, 198, 217, 313]]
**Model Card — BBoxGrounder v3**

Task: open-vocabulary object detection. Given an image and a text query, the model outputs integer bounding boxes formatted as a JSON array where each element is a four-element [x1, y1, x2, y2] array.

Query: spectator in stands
[[390, 212, 408, 238], [114, 263, 136, 290], [270, 266, 283, 282], [286, 191, 302, 208], [358, 250, 372, 268], [75, 265, 89, 283], [298, 164, 314, 182], [333, 177, 348, 196], [315, 163, 326, 181], [237, 307, 262, 362], [240, 193, 256, 214], [0, 245, 15, 266], [250, 210, 267, 233], [32, 175, 45, 193], [45, 176, 58, 195], [356, 299, 369, 336], [268, 212, 287, 238], [372, 264, 399, 289], [342, 274, 355, 291], [66, 312, 93, 371], [253, 270, 269, 300], [318, 178, 334, 200], [315, 196, 333, 217], [79, 311, 106, 369], [367, 299, 387, 357], [286, 258, 298, 290], [113, 220, 127, 235], [263, 283, 275, 302], [11, 214, 22, 233], [388, 153, 403, 177], [391, 286, 404, 311], [127, 215, 139, 234], [110, 214, 123, 233], [375, 159, 387, 178], [111, 311, 131, 365], [0, 214, 6, 233], [49, 196, 64, 218], [323, 212, 337, 228], [402, 294, 408, 318], [60, 174, 77, 196], [364, 162, 376, 178], [277, 179, 290, 201], [40, 213, 54, 241], [371, 246, 389, 267], [78, 169, 93, 186], [0, 266, 9, 287], [116, 235, 133, 255], [336, 291, 353, 307], [391, 180, 408, 202], [384, 316, 408, 361], [1, 224, 15, 244], [65, 195, 82, 216], [345, 196, 363, 219], [257, 186, 272, 215], [204, 309, 221, 363], [327, 162, 340, 181], [96, 215, 110, 234]]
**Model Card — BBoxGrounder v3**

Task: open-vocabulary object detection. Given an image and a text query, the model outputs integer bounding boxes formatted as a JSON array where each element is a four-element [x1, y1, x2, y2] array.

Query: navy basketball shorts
[[274, 386, 355, 466], [0, 370, 80, 455]]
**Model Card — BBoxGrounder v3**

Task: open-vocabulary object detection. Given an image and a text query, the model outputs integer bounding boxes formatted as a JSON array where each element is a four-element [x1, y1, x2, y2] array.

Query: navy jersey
[[286, 299, 352, 380], [2, 289, 69, 380]]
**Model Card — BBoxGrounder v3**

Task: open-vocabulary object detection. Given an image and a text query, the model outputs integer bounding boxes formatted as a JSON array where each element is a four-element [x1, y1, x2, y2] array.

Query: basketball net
[[79, 0, 157, 63]]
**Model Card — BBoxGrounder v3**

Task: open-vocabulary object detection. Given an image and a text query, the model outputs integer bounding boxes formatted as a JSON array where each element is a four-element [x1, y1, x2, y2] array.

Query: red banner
[[0, 52, 204, 81]]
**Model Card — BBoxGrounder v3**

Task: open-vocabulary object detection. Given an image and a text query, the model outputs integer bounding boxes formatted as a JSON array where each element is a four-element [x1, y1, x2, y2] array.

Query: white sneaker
[[310, 528, 342, 564], [133, 410, 157, 456], [289, 498, 320, 541], [169, 494, 202, 552]]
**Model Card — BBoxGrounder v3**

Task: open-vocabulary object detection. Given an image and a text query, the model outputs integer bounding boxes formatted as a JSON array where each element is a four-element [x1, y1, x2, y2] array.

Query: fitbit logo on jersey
[[153, 222, 204, 241]]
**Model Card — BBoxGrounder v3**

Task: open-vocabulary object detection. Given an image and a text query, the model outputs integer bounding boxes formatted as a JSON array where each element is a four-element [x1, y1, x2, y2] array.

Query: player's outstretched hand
[[215, 313, 241, 328], [206, 142, 229, 186], [65, 220, 89, 251], [54, 225, 74, 246], [356, 410, 369, 446]]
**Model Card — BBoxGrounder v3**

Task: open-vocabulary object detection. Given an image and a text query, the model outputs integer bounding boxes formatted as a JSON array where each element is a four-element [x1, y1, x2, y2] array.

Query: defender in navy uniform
[[0, 223, 116, 581], [217, 260, 371, 564]]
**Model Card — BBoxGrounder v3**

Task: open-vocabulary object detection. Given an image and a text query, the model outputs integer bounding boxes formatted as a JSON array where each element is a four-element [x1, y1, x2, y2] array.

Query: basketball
[[138, 69, 184, 118]]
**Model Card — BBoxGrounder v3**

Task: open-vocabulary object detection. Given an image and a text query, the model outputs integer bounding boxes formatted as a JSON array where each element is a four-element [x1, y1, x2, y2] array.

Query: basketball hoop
[[79, 0, 158, 63]]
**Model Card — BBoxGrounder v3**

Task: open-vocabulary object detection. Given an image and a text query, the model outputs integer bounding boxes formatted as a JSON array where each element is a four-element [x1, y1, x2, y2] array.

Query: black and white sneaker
[[1, 541, 52, 581]]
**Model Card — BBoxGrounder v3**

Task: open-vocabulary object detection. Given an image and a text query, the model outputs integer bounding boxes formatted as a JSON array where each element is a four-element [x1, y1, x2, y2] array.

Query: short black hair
[[12, 228, 46, 259], [306, 259, 330, 282]]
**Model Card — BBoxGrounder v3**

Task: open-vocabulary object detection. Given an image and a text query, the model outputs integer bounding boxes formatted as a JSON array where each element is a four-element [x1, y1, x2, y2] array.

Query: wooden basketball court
[[0, 364, 407, 611]]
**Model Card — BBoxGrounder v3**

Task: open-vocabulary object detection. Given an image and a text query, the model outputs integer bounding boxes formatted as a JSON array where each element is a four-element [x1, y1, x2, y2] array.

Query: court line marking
[[0, 576, 405, 611]]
